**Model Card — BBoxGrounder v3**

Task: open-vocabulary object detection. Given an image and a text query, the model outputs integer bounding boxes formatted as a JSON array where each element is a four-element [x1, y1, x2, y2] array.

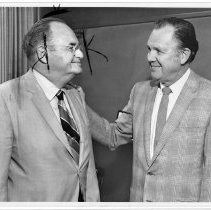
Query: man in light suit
[[87, 17, 211, 201], [0, 17, 100, 201]]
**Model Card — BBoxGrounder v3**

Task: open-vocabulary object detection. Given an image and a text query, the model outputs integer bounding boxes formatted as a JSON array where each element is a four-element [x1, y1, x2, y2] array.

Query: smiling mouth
[[151, 64, 160, 67], [71, 61, 81, 64], [151, 65, 161, 69]]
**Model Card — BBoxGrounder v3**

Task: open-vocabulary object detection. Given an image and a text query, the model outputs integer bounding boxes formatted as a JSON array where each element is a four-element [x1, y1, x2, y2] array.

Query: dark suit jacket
[[87, 70, 211, 201], [0, 70, 100, 201]]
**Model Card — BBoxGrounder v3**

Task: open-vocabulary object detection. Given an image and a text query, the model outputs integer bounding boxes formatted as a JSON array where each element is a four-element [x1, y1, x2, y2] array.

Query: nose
[[147, 50, 156, 62], [75, 48, 84, 59]]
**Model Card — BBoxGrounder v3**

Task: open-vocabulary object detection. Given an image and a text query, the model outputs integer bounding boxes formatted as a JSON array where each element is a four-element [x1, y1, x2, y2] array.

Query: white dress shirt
[[150, 69, 191, 159], [33, 69, 75, 124], [33, 69, 83, 167]]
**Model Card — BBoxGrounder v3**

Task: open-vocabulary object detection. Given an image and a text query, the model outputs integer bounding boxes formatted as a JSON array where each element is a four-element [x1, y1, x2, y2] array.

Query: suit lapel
[[24, 70, 76, 163], [150, 71, 199, 166], [144, 83, 158, 166], [64, 88, 90, 168]]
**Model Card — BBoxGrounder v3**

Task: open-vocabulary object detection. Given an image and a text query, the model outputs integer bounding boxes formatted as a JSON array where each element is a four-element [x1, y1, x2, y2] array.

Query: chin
[[75, 68, 83, 74], [69, 67, 82, 75], [151, 72, 161, 81]]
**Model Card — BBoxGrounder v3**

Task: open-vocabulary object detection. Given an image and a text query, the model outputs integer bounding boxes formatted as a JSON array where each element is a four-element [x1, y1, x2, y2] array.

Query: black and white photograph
[[1, 2, 211, 209]]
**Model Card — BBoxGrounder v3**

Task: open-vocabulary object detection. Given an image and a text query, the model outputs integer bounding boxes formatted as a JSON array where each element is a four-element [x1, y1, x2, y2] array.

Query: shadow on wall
[[93, 141, 133, 202]]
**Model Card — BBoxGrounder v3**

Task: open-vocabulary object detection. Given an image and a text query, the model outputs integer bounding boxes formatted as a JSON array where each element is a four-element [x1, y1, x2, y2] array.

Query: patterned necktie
[[154, 86, 172, 150], [56, 90, 80, 165]]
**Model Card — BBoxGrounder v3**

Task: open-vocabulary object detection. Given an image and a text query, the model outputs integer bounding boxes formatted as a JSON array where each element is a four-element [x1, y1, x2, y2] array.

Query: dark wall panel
[[40, 7, 211, 29]]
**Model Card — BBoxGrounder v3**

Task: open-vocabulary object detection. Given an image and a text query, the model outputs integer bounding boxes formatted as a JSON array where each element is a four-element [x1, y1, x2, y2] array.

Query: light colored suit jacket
[[87, 70, 211, 202], [0, 70, 100, 201]]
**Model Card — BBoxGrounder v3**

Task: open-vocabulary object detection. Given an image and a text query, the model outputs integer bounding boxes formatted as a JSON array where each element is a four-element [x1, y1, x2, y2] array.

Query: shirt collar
[[33, 69, 59, 101], [160, 68, 191, 93]]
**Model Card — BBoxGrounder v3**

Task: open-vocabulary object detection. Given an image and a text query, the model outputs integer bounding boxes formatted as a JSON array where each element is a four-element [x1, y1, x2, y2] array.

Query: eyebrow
[[68, 42, 77, 47], [147, 43, 162, 50]]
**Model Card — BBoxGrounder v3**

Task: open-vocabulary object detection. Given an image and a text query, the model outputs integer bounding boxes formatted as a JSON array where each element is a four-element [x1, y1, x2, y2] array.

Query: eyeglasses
[[46, 43, 82, 53]]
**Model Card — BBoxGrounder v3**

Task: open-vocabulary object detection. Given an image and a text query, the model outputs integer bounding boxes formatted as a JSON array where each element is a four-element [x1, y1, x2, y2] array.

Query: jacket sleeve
[[86, 85, 136, 150], [0, 91, 13, 201], [200, 116, 211, 201]]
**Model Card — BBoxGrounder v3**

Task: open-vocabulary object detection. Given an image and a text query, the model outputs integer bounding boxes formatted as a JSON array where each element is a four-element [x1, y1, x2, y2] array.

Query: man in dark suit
[[0, 17, 99, 201], [87, 17, 211, 201]]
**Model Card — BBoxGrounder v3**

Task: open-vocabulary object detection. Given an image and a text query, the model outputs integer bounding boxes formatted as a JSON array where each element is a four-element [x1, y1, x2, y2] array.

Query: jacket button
[[147, 172, 153, 175]]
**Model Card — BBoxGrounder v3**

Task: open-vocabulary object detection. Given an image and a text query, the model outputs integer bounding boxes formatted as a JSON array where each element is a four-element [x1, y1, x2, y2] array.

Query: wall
[[40, 7, 211, 29]]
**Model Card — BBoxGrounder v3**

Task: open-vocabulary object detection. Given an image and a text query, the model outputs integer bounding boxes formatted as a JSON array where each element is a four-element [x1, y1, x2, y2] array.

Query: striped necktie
[[154, 86, 172, 150], [56, 90, 80, 165]]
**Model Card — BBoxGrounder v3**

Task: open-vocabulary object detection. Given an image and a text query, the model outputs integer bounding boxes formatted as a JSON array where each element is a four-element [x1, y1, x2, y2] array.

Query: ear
[[180, 48, 191, 65], [36, 45, 47, 64]]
